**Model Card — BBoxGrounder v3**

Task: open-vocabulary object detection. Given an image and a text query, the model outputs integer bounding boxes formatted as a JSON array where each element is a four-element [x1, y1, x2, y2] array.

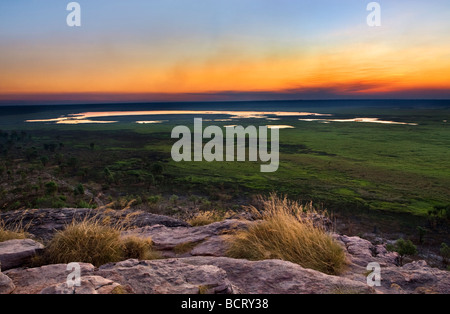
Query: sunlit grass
[[187, 211, 226, 227], [44, 216, 157, 267], [227, 195, 347, 275], [0, 219, 28, 242]]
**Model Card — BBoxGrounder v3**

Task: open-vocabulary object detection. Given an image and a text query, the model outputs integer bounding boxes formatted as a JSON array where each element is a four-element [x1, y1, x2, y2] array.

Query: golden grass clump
[[227, 195, 347, 275], [45, 216, 157, 267], [121, 236, 160, 260], [188, 211, 224, 227], [0, 219, 28, 242]]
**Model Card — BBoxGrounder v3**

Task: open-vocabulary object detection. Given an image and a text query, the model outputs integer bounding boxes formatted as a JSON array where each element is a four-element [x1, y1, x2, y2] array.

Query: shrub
[[170, 194, 179, 205], [188, 195, 200, 206], [226, 195, 347, 275], [40, 156, 49, 167], [45, 217, 156, 267], [199, 199, 212, 211], [45, 181, 58, 195], [440, 243, 450, 265], [74, 184, 84, 196], [77, 200, 91, 209], [35, 196, 66, 208], [387, 238, 418, 266], [50, 196, 67, 209], [147, 195, 162, 204], [151, 162, 164, 175], [416, 226, 427, 244]]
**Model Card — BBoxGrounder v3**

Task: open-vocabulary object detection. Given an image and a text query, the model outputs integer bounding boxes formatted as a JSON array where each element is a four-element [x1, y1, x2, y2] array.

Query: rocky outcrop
[[0, 272, 15, 294], [40, 276, 123, 294], [377, 260, 450, 294], [181, 257, 374, 294], [97, 259, 233, 294], [0, 208, 189, 241], [4, 263, 95, 294], [336, 235, 399, 268], [0, 239, 44, 270], [190, 235, 232, 257], [122, 219, 252, 255], [1, 209, 449, 295], [333, 235, 450, 294], [4, 254, 450, 294], [3, 257, 373, 295], [4, 259, 232, 294]]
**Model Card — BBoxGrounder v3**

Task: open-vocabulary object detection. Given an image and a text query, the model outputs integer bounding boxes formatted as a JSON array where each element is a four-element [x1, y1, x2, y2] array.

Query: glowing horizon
[[1, 0, 450, 103]]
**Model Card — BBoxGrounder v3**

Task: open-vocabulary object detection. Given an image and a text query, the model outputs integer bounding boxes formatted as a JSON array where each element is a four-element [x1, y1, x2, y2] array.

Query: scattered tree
[[387, 238, 418, 266], [25, 147, 38, 161], [170, 194, 179, 205], [147, 195, 161, 204], [67, 156, 79, 169], [74, 183, 85, 196], [40, 156, 49, 167], [440, 243, 450, 265], [416, 226, 427, 244], [151, 162, 164, 176], [55, 153, 64, 165], [188, 195, 199, 207], [45, 181, 58, 195], [44, 143, 57, 152], [104, 167, 114, 184]]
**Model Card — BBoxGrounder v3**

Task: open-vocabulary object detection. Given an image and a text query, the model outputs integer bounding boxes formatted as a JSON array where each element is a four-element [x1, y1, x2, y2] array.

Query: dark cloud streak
[[1, 87, 450, 106]]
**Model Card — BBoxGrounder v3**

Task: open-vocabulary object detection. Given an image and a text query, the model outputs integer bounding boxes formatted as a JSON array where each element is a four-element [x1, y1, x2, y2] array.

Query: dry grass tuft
[[188, 211, 224, 227], [121, 236, 160, 260], [227, 194, 347, 275], [44, 215, 157, 267], [0, 219, 29, 242]]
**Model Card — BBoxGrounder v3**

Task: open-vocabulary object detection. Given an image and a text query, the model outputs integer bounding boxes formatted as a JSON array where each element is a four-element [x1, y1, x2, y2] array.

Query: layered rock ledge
[[1, 208, 449, 294]]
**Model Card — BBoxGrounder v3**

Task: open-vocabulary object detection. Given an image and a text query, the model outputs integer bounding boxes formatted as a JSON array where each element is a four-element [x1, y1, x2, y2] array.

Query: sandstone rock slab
[[122, 219, 252, 252], [40, 275, 123, 294], [97, 258, 233, 294], [4, 263, 95, 294], [0, 239, 44, 270], [378, 260, 450, 294], [190, 235, 231, 257], [0, 272, 15, 294], [181, 256, 375, 294]]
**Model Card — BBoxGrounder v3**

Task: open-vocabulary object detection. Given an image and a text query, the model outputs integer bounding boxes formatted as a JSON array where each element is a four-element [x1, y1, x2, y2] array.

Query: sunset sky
[[1, 0, 450, 103]]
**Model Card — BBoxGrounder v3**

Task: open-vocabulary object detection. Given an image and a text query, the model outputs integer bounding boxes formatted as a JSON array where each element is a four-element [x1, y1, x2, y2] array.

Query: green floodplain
[[0, 101, 449, 246]]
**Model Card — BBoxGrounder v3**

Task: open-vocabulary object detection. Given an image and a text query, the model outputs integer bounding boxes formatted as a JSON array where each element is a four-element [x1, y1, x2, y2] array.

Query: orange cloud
[[1, 37, 449, 99]]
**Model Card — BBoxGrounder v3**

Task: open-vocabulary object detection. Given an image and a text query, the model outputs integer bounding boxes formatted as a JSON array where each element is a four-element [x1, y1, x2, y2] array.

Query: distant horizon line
[[2, 86, 450, 106], [0, 98, 450, 107], [0, 98, 450, 106]]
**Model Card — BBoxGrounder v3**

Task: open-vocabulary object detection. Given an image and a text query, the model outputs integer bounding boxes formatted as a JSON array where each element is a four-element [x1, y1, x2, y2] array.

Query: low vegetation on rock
[[226, 195, 347, 275], [0, 220, 28, 243], [42, 217, 157, 267], [386, 238, 418, 266], [187, 211, 227, 227]]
